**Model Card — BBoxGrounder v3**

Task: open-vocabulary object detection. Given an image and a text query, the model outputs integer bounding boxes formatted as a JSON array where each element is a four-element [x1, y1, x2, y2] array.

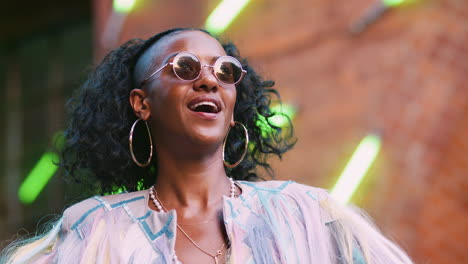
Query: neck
[[153, 145, 231, 211]]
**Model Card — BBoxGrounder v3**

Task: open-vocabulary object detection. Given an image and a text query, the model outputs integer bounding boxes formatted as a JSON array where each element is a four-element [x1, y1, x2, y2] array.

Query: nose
[[193, 65, 218, 92]]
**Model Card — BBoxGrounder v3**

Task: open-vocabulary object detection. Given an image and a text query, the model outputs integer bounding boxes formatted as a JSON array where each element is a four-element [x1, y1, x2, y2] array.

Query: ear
[[230, 114, 235, 127], [129, 89, 151, 121]]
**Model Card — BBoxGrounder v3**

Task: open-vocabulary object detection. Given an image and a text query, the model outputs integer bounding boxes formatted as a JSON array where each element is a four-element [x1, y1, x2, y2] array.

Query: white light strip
[[205, 0, 251, 35], [330, 135, 381, 204]]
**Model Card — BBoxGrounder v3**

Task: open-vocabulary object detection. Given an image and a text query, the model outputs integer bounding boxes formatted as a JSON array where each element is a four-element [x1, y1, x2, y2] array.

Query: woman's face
[[139, 31, 237, 147]]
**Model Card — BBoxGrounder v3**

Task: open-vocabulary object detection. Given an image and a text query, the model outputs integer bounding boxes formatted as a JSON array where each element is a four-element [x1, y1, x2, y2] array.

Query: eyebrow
[[164, 52, 222, 64], [209, 55, 221, 63]]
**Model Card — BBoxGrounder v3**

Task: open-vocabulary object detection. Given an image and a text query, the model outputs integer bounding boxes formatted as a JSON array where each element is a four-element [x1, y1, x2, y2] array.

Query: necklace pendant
[[214, 256, 219, 264]]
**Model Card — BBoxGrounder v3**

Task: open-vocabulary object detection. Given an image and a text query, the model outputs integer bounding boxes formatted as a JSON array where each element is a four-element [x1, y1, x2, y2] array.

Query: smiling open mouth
[[189, 101, 220, 113]]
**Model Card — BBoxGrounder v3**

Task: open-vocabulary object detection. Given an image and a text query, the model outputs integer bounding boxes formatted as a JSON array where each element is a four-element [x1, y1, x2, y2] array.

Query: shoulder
[[237, 180, 336, 222], [62, 190, 148, 232], [238, 180, 329, 200], [237, 181, 413, 263]]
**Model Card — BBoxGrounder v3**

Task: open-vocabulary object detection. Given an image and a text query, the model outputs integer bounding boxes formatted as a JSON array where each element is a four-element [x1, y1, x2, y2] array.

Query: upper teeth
[[191, 101, 218, 111]]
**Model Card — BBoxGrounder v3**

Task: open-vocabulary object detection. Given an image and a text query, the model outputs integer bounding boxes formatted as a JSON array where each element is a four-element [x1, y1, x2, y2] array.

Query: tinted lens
[[214, 56, 243, 84], [173, 53, 201, 81]]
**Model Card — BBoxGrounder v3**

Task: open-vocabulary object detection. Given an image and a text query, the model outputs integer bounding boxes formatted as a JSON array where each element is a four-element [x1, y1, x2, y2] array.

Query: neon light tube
[[330, 135, 381, 204]]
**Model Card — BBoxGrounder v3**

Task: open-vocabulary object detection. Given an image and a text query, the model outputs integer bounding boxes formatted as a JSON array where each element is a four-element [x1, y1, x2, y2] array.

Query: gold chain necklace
[[178, 213, 220, 226], [149, 178, 236, 264]]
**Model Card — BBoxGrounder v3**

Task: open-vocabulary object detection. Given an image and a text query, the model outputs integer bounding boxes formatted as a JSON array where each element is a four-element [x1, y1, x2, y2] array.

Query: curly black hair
[[60, 28, 296, 195]]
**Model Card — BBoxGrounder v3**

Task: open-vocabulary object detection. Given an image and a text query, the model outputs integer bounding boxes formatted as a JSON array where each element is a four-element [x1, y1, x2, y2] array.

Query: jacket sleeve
[[2, 198, 100, 264], [317, 190, 413, 264], [2, 217, 65, 264]]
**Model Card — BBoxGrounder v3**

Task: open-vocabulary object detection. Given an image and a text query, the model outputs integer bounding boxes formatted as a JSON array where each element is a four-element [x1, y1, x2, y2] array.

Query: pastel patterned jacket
[[7, 181, 413, 264]]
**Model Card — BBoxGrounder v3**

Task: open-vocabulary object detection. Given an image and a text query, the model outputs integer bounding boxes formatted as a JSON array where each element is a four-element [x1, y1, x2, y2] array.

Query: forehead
[[152, 31, 226, 61]]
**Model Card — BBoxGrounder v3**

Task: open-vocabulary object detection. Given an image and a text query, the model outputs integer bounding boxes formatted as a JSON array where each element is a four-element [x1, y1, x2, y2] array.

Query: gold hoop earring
[[223, 121, 249, 168], [129, 118, 153, 167]]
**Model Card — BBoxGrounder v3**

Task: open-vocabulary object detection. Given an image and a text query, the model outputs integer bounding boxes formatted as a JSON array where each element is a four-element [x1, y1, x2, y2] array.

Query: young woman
[[1, 28, 412, 264]]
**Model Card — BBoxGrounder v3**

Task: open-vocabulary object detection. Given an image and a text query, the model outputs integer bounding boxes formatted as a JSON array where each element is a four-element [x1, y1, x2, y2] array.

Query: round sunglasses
[[140, 52, 247, 87]]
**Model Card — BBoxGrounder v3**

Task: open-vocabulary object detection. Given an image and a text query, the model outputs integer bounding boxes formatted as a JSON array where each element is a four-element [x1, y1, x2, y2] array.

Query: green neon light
[[257, 104, 297, 136], [330, 135, 381, 204], [137, 179, 144, 191], [113, 0, 137, 13], [269, 104, 296, 127], [205, 0, 251, 35], [18, 152, 59, 204], [104, 179, 145, 195], [382, 0, 406, 7], [103, 185, 126, 196]]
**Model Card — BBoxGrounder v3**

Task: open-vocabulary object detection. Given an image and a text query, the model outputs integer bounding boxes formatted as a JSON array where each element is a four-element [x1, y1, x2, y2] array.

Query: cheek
[[149, 80, 187, 112]]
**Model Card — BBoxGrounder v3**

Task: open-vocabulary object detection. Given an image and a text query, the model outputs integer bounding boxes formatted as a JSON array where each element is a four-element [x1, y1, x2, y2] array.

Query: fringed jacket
[[6, 181, 412, 264]]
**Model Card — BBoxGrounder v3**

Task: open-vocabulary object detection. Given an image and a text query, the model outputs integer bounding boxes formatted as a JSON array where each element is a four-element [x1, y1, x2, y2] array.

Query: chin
[[188, 126, 226, 146]]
